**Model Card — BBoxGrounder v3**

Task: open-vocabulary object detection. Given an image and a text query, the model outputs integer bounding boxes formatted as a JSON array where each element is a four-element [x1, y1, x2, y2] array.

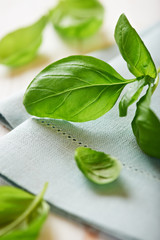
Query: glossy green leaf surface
[[75, 147, 122, 184], [0, 183, 49, 240], [114, 14, 157, 79], [0, 16, 48, 67], [23, 55, 135, 122], [50, 0, 104, 39], [132, 86, 160, 159], [119, 78, 146, 117]]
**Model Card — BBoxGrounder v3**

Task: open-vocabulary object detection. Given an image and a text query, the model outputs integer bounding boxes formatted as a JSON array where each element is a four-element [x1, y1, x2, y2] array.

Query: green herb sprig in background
[[0, 16, 48, 67], [0, 0, 104, 67], [50, 0, 104, 39], [0, 183, 49, 240]]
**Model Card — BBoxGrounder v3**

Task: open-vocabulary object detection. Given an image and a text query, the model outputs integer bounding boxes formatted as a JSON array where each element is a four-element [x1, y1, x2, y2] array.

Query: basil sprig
[[75, 147, 121, 184], [0, 183, 49, 240], [50, 0, 104, 39], [24, 14, 160, 159], [0, 0, 104, 67]]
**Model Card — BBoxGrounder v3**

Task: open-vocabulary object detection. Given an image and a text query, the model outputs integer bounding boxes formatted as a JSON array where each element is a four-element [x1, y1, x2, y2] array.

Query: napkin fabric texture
[[0, 23, 160, 240]]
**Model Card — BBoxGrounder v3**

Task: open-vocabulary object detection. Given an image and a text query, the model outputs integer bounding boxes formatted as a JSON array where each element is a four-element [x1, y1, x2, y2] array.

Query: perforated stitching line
[[38, 119, 160, 182], [39, 120, 88, 148]]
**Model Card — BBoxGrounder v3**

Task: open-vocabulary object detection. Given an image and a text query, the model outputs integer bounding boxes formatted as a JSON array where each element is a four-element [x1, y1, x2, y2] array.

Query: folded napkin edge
[[0, 114, 12, 130]]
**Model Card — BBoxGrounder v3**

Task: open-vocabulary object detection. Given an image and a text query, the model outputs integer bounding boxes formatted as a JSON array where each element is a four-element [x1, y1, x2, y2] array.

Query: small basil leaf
[[119, 78, 146, 117], [132, 86, 160, 159], [114, 14, 157, 79], [75, 147, 122, 184], [0, 183, 49, 240], [0, 16, 48, 67], [23, 55, 136, 122], [50, 0, 104, 39]]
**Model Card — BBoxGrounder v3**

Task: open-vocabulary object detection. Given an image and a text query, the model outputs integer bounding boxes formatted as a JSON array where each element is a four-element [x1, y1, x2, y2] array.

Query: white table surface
[[0, 0, 160, 239]]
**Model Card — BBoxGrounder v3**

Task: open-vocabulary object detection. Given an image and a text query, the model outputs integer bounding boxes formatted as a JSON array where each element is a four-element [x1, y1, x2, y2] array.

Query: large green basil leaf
[[114, 14, 157, 79], [0, 183, 49, 240], [132, 86, 160, 159], [0, 16, 48, 67], [119, 78, 146, 117], [75, 147, 122, 184], [23, 55, 135, 122], [50, 0, 104, 39]]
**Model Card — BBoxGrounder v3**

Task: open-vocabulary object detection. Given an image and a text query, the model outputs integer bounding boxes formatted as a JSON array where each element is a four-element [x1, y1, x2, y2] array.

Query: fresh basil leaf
[[0, 183, 49, 240], [114, 14, 157, 79], [23, 55, 136, 122], [50, 0, 104, 39], [75, 147, 122, 184], [119, 78, 146, 117], [132, 86, 160, 159], [0, 16, 48, 67]]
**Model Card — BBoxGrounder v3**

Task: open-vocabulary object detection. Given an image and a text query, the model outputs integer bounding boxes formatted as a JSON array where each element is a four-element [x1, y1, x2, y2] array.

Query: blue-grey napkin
[[0, 23, 160, 240]]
